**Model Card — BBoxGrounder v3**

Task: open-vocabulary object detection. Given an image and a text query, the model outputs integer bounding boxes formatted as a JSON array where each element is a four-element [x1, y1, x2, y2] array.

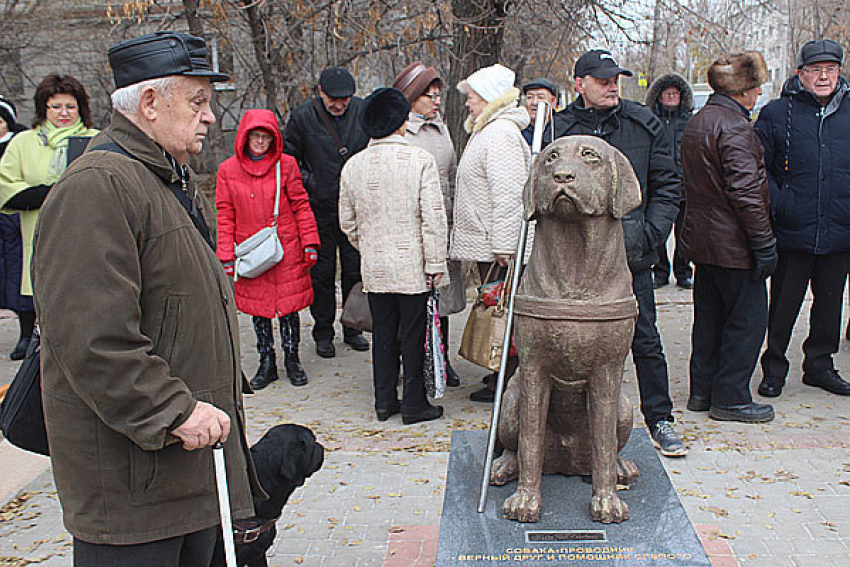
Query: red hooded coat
[[216, 109, 319, 318]]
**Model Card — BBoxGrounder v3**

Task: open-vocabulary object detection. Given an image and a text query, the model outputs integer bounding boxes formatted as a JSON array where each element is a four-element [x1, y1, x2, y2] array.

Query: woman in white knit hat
[[452, 63, 531, 402]]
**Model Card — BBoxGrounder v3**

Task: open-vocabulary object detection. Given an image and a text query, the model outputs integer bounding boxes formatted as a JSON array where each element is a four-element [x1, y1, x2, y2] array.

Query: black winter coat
[[645, 73, 694, 176], [0, 123, 32, 312], [558, 97, 683, 271], [755, 76, 850, 255], [283, 96, 369, 213]]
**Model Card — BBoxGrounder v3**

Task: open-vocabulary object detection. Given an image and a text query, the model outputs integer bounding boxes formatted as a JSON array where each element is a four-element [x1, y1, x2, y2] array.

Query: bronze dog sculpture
[[491, 136, 642, 524]]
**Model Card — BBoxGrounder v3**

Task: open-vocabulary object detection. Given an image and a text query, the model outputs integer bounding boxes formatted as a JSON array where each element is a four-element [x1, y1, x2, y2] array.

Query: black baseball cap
[[109, 32, 230, 89], [796, 39, 843, 69], [319, 67, 356, 98], [523, 78, 559, 97], [574, 50, 633, 79]]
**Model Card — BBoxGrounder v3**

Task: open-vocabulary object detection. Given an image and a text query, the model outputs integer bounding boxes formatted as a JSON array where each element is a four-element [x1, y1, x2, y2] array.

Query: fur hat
[[707, 51, 769, 95], [0, 96, 16, 130], [361, 87, 410, 139], [457, 64, 516, 103], [392, 61, 443, 103]]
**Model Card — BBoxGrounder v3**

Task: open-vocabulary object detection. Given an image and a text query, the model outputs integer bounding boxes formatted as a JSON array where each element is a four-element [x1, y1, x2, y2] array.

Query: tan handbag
[[459, 261, 514, 371], [340, 282, 372, 332]]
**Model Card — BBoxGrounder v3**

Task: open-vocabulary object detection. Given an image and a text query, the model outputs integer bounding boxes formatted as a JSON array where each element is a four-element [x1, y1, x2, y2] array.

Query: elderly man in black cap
[[284, 67, 370, 358], [559, 49, 685, 457], [31, 31, 261, 565], [521, 78, 565, 148], [755, 39, 850, 399]]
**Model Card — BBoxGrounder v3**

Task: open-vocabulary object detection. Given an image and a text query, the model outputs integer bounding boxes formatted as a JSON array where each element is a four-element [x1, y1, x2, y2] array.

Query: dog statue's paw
[[490, 451, 519, 486], [616, 457, 639, 486], [503, 487, 541, 523], [590, 489, 629, 524]]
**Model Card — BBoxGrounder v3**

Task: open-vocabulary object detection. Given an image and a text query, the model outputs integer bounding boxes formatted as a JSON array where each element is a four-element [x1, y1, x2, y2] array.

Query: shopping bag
[[0, 329, 49, 456], [458, 261, 514, 371], [424, 288, 447, 398]]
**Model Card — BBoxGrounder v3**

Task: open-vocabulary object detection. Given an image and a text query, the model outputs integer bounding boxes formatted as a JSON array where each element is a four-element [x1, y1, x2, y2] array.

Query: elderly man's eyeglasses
[[803, 65, 840, 77], [47, 104, 78, 112], [422, 92, 442, 101]]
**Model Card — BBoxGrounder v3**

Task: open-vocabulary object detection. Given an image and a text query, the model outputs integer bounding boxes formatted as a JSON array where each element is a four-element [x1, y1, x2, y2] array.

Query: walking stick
[[213, 441, 238, 567], [477, 102, 551, 513]]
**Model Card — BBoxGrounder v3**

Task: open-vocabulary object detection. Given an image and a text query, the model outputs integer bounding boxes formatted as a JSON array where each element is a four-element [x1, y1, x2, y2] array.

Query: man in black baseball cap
[[283, 67, 370, 358], [560, 48, 685, 457], [33, 30, 259, 565]]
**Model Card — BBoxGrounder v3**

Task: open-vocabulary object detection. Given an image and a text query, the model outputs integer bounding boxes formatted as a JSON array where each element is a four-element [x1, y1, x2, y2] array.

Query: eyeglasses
[[803, 65, 840, 77], [248, 132, 273, 142], [422, 92, 442, 101], [47, 104, 78, 112]]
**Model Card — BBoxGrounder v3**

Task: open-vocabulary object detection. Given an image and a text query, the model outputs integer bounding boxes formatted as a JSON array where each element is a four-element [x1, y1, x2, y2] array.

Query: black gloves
[[751, 242, 778, 282], [5, 184, 53, 210]]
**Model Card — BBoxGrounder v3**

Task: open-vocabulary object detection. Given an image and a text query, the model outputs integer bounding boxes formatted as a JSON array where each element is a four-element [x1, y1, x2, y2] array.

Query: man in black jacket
[[646, 73, 694, 289], [284, 67, 370, 358], [755, 39, 850, 398], [559, 50, 685, 457], [521, 78, 566, 149]]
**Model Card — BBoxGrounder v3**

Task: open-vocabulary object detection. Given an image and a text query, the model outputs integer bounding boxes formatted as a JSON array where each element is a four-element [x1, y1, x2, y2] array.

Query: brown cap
[[392, 61, 443, 103]]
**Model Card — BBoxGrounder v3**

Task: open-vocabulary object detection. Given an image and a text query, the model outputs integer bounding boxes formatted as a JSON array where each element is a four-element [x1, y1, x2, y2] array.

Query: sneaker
[[650, 421, 688, 457]]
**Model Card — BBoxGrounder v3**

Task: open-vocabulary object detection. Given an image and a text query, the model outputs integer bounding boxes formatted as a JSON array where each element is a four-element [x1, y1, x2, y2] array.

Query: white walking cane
[[213, 441, 238, 567], [477, 101, 551, 513]]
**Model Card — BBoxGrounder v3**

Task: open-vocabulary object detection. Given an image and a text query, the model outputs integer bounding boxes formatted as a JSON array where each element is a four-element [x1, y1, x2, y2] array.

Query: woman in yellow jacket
[[0, 75, 97, 353]]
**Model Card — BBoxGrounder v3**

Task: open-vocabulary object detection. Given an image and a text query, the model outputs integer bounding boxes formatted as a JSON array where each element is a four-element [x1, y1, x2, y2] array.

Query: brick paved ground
[[1, 284, 850, 566]]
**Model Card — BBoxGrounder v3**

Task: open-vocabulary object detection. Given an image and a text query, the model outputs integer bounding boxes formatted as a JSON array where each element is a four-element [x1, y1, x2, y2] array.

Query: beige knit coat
[[450, 88, 532, 262], [339, 134, 448, 294]]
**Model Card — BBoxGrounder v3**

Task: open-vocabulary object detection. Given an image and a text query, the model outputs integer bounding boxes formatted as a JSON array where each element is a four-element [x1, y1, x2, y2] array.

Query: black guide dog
[[211, 423, 325, 567]]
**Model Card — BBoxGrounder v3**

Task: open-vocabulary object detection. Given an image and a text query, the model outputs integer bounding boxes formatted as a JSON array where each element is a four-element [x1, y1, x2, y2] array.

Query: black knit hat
[[361, 88, 410, 139], [319, 67, 356, 98], [0, 96, 16, 129]]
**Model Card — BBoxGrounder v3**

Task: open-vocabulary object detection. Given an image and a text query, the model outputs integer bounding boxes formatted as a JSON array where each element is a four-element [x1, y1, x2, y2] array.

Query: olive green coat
[[32, 111, 262, 545]]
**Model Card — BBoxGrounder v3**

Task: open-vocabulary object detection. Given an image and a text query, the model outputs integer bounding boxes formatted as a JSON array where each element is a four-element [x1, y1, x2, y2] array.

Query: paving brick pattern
[[1, 286, 850, 566]]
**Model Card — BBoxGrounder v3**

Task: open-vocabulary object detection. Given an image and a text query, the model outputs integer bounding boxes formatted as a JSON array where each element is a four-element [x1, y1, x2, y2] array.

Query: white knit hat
[[458, 64, 516, 102]]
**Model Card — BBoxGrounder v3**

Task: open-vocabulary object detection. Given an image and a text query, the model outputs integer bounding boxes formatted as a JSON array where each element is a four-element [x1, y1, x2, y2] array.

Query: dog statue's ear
[[523, 173, 538, 221], [610, 147, 641, 219]]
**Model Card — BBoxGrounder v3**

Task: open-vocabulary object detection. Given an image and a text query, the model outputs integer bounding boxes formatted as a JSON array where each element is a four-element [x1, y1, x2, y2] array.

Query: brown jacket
[[32, 111, 261, 545], [680, 94, 774, 269]]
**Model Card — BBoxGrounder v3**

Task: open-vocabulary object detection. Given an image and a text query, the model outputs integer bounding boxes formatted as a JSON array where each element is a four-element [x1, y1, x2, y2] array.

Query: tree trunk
[[446, 0, 509, 156], [242, 0, 279, 116]]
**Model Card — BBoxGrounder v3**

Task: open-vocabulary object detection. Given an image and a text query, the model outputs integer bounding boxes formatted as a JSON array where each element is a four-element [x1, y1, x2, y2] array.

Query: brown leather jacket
[[680, 94, 774, 269]]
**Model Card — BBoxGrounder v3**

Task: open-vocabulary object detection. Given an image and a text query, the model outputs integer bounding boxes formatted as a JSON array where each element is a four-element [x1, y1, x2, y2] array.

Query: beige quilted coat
[[339, 134, 448, 294], [450, 87, 531, 262]]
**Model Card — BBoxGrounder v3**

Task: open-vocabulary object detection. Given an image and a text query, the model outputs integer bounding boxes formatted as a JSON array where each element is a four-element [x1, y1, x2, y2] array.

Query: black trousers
[[368, 292, 429, 414], [311, 210, 362, 342], [653, 204, 692, 283], [760, 251, 850, 380], [74, 526, 217, 567], [631, 268, 673, 428], [690, 263, 766, 406]]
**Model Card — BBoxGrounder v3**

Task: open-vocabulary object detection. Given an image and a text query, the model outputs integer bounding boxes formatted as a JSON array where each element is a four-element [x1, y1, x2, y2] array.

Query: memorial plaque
[[436, 430, 711, 566]]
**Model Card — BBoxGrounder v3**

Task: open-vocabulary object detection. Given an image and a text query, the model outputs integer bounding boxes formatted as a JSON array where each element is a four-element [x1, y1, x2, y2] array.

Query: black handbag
[[0, 329, 49, 456]]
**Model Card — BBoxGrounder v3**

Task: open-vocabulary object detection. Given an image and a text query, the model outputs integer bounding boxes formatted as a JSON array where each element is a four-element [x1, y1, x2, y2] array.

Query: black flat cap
[[574, 50, 633, 79], [109, 32, 230, 89], [797, 39, 843, 69], [523, 78, 559, 97], [361, 87, 410, 139], [319, 67, 356, 98]]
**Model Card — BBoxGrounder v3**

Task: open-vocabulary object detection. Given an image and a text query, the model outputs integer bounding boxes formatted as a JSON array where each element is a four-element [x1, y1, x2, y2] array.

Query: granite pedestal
[[436, 430, 710, 566]]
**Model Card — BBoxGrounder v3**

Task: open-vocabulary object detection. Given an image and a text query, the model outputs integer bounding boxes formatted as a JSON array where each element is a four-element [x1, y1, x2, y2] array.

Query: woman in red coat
[[217, 109, 319, 389]]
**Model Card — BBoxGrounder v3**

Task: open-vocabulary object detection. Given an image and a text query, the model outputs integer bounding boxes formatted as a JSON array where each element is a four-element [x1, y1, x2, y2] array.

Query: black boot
[[281, 312, 307, 386], [250, 353, 278, 390], [10, 336, 30, 361], [440, 316, 459, 387], [11, 310, 35, 361]]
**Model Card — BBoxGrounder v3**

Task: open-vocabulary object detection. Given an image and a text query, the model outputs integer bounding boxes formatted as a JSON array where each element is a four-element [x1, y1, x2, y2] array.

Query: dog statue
[[211, 423, 325, 567], [491, 136, 642, 524]]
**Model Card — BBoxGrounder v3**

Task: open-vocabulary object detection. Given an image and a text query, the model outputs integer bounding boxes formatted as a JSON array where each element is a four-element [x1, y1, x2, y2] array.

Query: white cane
[[477, 101, 551, 513], [213, 442, 237, 567]]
